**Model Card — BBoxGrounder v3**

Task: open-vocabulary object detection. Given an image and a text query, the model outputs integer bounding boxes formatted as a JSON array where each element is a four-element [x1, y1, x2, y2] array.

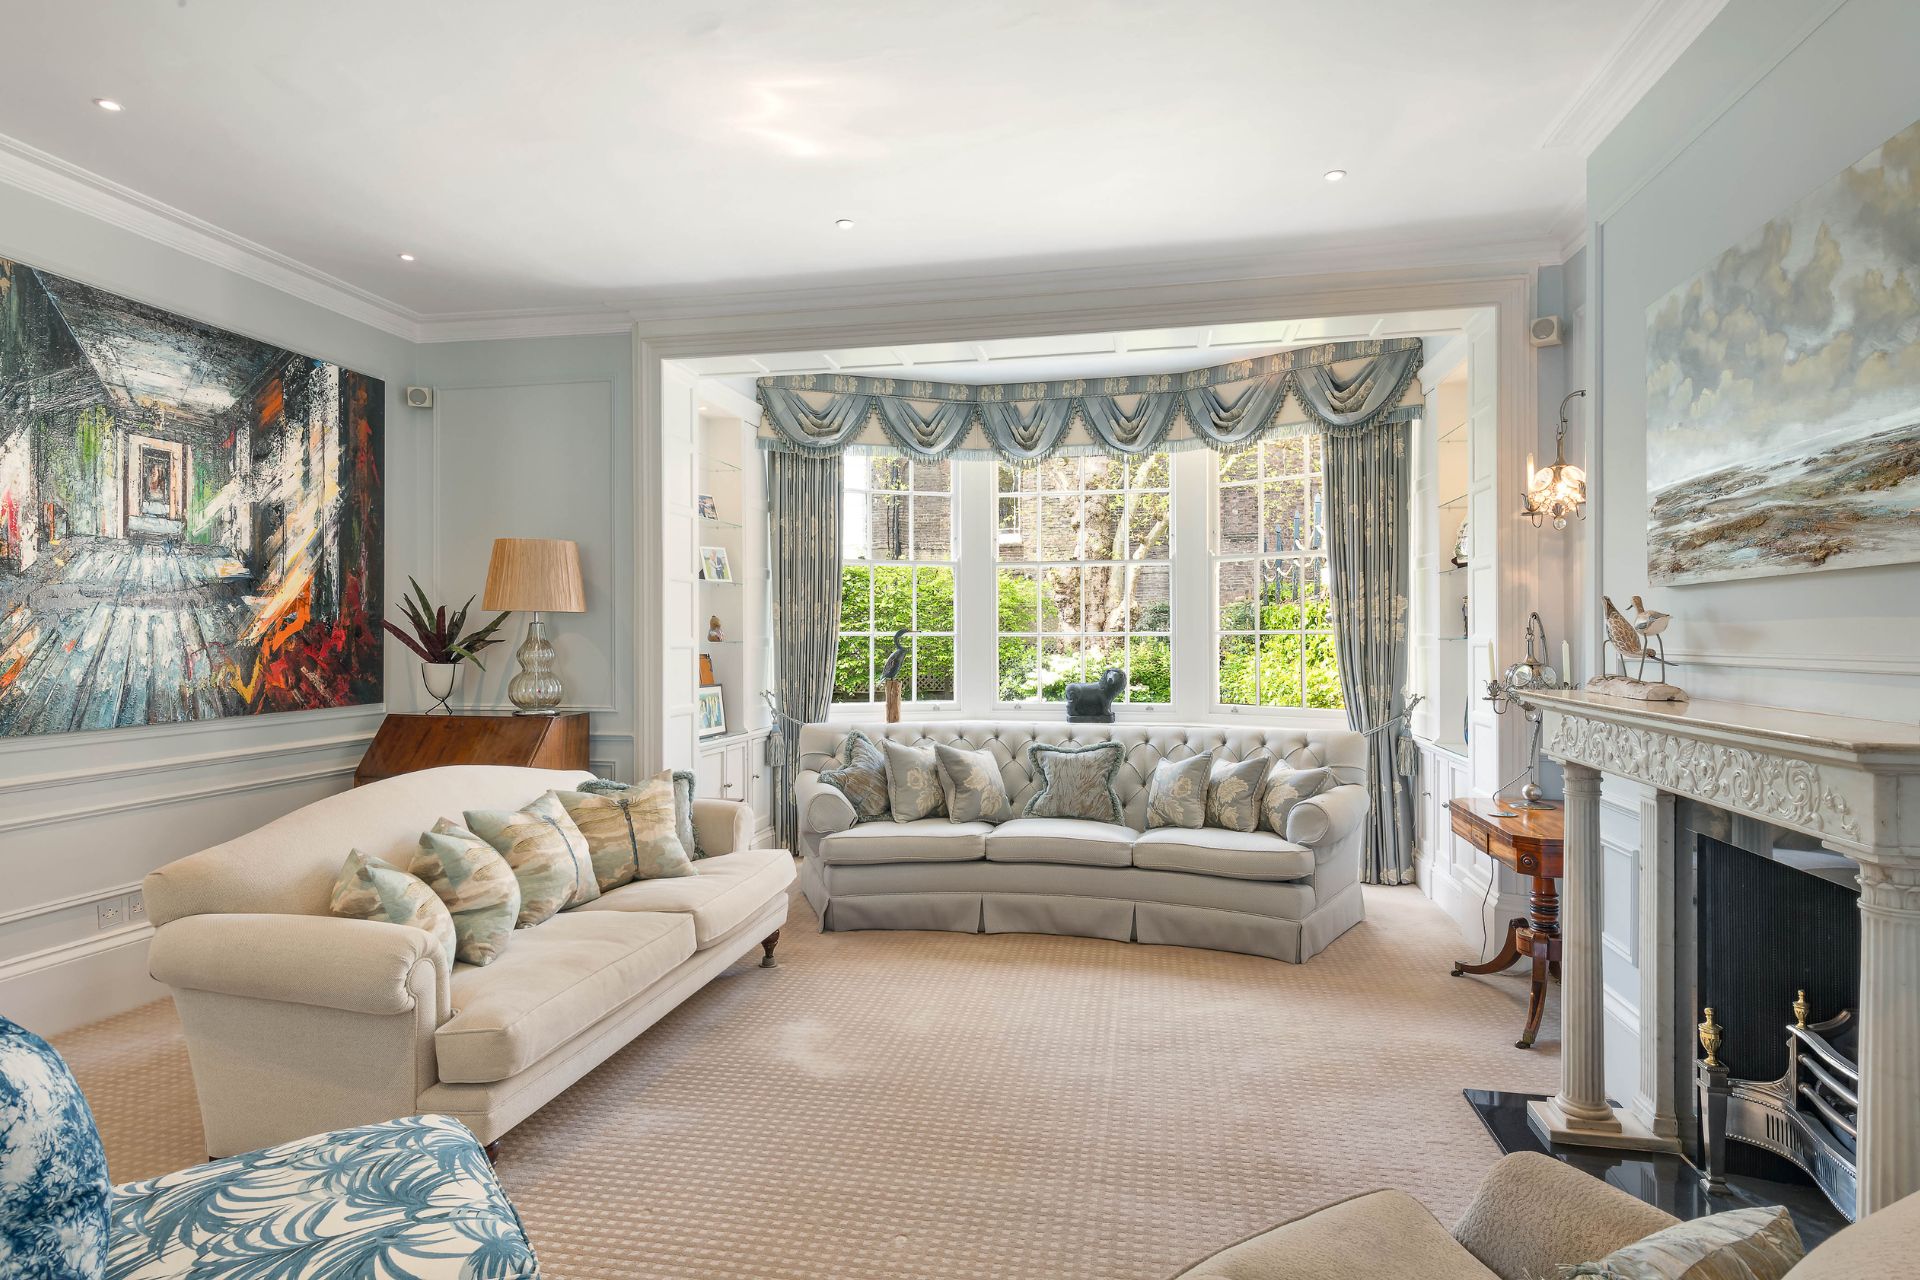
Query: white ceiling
[[0, 0, 1719, 322]]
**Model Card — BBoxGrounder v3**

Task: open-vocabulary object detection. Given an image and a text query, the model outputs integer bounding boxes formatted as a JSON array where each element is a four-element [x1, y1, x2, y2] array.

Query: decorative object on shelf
[[697, 494, 718, 521], [1459, 594, 1470, 639], [696, 685, 727, 738], [699, 545, 733, 582], [482, 538, 586, 715], [1451, 518, 1469, 567], [707, 614, 726, 643], [1065, 667, 1126, 723], [1591, 594, 1685, 700], [382, 577, 510, 715], [1520, 389, 1589, 530], [879, 627, 909, 722], [697, 654, 716, 687], [1484, 612, 1569, 810], [1698, 1007, 1723, 1069], [1648, 117, 1920, 585], [0, 253, 386, 739]]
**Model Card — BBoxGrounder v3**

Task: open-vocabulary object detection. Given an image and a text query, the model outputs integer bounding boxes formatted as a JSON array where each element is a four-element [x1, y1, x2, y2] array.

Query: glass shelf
[[1437, 420, 1468, 445], [699, 577, 741, 587], [698, 515, 742, 530], [1439, 563, 1469, 575], [1438, 494, 1468, 511], [700, 455, 741, 475]]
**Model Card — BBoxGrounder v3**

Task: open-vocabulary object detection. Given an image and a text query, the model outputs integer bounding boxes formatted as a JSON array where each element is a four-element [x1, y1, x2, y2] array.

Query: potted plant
[[382, 578, 510, 713]]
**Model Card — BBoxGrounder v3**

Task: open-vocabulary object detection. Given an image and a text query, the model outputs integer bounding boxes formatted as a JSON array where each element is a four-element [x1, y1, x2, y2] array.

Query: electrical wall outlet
[[126, 891, 147, 923], [97, 897, 125, 930]]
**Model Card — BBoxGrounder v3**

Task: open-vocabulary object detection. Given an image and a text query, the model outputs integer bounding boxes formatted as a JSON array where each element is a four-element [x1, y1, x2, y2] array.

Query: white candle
[[1562, 640, 1572, 686], [1483, 645, 1494, 686]]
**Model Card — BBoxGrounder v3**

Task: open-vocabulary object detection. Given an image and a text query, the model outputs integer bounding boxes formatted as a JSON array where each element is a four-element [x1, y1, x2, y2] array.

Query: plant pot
[[421, 662, 462, 714]]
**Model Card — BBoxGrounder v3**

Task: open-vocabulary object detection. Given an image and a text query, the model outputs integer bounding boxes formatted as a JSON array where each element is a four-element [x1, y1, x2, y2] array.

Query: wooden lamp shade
[[482, 539, 586, 613]]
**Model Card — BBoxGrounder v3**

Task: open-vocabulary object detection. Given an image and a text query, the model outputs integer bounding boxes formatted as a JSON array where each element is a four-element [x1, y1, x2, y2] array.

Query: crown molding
[[1540, 0, 1729, 156], [1550, 194, 1589, 264], [411, 307, 638, 344], [0, 131, 426, 342]]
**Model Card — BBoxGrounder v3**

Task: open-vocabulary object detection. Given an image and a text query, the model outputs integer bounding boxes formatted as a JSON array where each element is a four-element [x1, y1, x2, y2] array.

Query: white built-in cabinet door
[[696, 737, 755, 804]]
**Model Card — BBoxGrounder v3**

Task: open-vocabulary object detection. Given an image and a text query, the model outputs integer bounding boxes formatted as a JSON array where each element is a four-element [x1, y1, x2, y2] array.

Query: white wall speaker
[[404, 385, 434, 409], [1529, 316, 1564, 347]]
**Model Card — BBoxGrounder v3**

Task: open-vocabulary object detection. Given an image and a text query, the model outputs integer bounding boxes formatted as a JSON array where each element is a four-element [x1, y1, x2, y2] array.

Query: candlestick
[[1561, 640, 1572, 686]]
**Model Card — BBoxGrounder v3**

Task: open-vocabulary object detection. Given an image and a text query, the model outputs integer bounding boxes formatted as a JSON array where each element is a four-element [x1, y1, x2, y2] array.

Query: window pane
[[834, 637, 871, 703], [998, 567, 1038, 632], [1041, 565, 1080, 632], [1081, 455, 1122, 491], [914, 636, 955, 701], [1219, 447, 1259, 484], [1218, 483, 1259, 554], [1260, 633, 1304, 707], [910, 495, 951, 559], [1301, 555, 1332, 629], [840, 565, 872, 632], [1263, 434, 1305, 476], [1125, 565, 1171, 633], [1082, 491, 1125, 559], [1262, 558, 1300, 630], [997, 495, 1033, 560], [1305, 632, 1343, 709], [870, 455, 909, 491], [1127, 636, 1172, 704], [998, 637, 1038, 702], [911, 458, 950, 491], [915, 566, 955, 631], [1040, 638, 1081, 699], [1219, 634, 1256, 705], [1131, 453, 1170, 489], [1126, 489, 1171, 558], [1218, 560, 1257, 631], [1263, 477, 1307, 553], [1038, 494, 1080, 559], [1038, 456, 1080, 492], [872, 565, 913, 632], [867, 492, 907, 560]]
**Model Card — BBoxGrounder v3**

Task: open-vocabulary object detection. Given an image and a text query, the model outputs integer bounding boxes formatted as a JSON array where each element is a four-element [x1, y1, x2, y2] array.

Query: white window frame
[[831, 455, 958, 711]]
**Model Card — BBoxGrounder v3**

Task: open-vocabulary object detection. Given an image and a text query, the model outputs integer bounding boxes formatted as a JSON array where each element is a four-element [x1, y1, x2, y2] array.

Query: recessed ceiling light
[[397, 252, 416, 262], [1323, 169, 1347, 183], [834, 218, 855, 231], [93, 98, 123, 112]]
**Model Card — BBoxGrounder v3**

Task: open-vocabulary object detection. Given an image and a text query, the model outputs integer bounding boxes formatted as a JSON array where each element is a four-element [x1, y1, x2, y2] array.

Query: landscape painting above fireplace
[[0, 258, 383, 737], [1645, 117, 1920, 585]]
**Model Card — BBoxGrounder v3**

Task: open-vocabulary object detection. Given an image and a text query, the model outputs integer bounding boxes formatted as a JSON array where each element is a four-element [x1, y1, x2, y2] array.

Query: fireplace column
[[1856, 859, 1920, 1214]]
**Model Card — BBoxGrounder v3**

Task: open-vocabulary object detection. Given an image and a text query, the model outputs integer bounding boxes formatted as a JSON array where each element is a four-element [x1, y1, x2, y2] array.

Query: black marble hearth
[[1466, 1089, 1847, 1249]]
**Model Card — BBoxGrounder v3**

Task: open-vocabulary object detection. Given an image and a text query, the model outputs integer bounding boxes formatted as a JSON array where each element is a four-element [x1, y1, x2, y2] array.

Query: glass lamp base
[[507, 613, 565, 715]]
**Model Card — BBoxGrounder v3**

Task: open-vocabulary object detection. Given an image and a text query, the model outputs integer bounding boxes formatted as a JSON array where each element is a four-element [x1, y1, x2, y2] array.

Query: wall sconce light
[[1521, 390, 1588, 530]]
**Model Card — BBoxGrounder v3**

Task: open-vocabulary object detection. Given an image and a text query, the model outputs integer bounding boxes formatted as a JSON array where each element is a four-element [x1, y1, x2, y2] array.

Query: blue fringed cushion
[[108, 1114, 538, 1279], [0, 1015, 110, 1279]]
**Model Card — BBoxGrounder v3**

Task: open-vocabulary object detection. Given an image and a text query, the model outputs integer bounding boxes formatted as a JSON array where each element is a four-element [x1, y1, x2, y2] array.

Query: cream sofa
[[143, 765, 794, 1157], [1172, 1149, 1919, 1279], [795, 722, 1369, 963]]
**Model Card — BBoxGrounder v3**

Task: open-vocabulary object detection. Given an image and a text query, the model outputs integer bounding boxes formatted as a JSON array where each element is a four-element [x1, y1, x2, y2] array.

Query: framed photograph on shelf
[[699, 546, 733, 582], [698, 654, 716, 687], [697, 494, 718, 521], [696, 685, 727, 738]]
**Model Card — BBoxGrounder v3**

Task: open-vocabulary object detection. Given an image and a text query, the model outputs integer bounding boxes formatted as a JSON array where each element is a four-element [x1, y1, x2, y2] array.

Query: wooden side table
[[1448, 798, 1564, 1050], [354, 711, 591, 786]]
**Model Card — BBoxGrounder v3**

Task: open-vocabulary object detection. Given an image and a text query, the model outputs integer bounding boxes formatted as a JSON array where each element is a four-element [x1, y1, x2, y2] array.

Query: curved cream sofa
[[794, 722, 1369, 963], [143, 765, 793, 1157]]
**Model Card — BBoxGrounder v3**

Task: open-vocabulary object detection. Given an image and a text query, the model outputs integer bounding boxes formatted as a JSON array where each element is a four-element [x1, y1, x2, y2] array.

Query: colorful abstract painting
[[1645, 117, 1920, 585], [0, 259, 383, 736]]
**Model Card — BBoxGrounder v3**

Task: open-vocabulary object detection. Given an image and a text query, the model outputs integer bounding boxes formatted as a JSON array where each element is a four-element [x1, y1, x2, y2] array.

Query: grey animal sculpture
[[1065, 667, 1126, 723], [879, 629, 910, 682]]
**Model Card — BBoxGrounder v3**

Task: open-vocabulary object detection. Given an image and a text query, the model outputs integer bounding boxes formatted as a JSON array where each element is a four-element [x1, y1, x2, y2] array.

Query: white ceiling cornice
[[0, 130, 424, 342], [1539, 0, 1729, 156]]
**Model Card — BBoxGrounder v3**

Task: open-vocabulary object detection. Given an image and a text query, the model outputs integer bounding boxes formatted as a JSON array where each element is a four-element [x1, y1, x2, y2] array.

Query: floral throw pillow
[[1260, 766, 1337, 836], [464, 792, 600, 927], [1205, 757, 1269, 832], [1556, 1205, 1802, 1279], [1024, 741, 1125, 824], [409, 820, 522, 966], [1145, 753, 1212, 829], [883, 740, 949, 822], [0, 1016, 109, 1280], [934, 743, 1013, 823], [821, 731, 891, 822], [330, 850, 458, 967], [557, 773, 696, 891]]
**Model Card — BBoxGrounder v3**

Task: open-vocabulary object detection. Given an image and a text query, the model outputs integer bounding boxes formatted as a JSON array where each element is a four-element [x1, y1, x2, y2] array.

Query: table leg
[[1518, 949, 1550, 1049], [1453, 917, 1526, 976]]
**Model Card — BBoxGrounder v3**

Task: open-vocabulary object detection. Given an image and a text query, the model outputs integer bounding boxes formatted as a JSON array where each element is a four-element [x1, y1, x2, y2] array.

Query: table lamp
[[482, 538, 586, 715]]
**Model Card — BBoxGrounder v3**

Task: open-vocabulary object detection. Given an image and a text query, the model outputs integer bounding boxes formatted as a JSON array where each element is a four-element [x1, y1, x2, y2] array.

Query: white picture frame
[[696, 685, 727, 738], [699, 545, 733, 582]]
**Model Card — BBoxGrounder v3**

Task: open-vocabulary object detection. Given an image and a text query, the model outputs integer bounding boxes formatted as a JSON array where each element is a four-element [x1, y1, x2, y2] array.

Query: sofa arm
[[1287, 782, 1369, 852], [1451, 1152, 1678, 1280], [796, 770, 855, 838], [149, 913, 449, 1017], [692, 798, 754, 855]]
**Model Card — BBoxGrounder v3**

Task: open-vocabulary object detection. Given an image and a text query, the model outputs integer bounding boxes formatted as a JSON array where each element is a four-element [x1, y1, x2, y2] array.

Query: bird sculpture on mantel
[[1629, 596, 1672, 681], [1601, 595, 1647, 678]]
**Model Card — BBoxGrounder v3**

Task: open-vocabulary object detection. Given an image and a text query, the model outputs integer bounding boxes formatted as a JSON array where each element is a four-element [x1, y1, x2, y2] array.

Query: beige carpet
[[57, 885, 1558, 1280]]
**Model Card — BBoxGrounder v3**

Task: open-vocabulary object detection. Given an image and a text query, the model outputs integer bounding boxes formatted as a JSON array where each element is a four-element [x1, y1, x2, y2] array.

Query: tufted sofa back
[[796, 721, 1366, 832]]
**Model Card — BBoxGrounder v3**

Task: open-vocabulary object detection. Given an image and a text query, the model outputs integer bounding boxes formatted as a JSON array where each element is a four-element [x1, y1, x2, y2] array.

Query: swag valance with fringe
[[755, 337, 1423, 465]]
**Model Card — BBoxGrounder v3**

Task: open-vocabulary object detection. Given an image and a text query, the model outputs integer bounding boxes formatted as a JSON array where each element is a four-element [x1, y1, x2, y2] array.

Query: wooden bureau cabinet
[[354, 712, 592, 786]]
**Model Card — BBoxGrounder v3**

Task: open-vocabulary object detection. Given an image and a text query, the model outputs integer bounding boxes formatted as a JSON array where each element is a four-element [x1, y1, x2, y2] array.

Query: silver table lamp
[[482, 538, 586, 715]]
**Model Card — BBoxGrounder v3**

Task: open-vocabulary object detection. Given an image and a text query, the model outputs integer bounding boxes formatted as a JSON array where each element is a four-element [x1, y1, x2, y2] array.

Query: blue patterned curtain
[[756, 339, 1422, 464], [766, 452, 842, 847], [1323, 422, 1416, 885]]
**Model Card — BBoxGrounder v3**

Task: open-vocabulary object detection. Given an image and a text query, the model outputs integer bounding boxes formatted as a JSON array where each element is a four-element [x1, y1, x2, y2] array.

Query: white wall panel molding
[[1665, 647, 1920, 678], [0, 923, 153, 986], [0, 758, 358, 837], [0, 730, 374, 800], [0, 881, 144, 930]]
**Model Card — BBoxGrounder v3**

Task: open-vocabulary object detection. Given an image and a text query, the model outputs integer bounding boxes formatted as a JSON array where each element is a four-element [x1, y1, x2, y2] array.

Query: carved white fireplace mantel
[[1527, 688, 1920, 1216]]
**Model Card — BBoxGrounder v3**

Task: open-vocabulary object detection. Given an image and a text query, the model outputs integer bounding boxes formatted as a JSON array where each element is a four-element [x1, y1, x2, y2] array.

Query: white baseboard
[[0, 925, 161, 1037]]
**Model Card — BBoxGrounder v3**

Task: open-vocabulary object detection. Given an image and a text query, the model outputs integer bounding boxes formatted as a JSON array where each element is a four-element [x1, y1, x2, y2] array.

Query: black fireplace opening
[[1693, 833, 1860, 1181]]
